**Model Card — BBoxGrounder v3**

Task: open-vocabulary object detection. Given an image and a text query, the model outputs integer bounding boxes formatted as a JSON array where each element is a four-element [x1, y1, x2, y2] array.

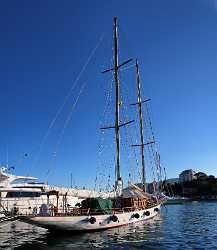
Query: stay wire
[[44, 81, 87, 181], [96, 48, 114, 192], [119, 70, 140, 183], [30, 33, 105, 175]]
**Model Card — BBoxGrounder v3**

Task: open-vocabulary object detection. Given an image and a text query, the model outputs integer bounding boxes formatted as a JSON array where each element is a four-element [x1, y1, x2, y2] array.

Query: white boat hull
[[22, 204, 161, 232]]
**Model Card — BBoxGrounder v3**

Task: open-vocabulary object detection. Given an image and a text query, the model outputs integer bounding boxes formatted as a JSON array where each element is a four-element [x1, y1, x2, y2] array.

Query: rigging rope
[[29, 33, 105, 176], [120, 62, 162, 188], [44, 81, 87, 181], [119, 69, 141, 184], [144, 103, 162, 182], [121, 89, 140, 183], [96, 44, 115, 192]]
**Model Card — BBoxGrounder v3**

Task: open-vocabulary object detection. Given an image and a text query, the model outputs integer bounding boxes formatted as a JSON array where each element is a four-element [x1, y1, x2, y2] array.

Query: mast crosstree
[[136, 60, 146, 192], [131, 60, 155, 192], [19, 17, 163, 233], [101, 17, 134, 196]]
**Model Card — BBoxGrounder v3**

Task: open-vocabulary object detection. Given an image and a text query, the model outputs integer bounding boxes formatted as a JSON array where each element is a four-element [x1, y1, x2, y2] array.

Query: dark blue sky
[[1, 0, 217, 188]]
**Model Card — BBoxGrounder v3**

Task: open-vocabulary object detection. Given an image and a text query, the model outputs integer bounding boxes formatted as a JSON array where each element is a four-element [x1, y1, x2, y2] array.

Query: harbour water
[[1, 202, 217, 249]]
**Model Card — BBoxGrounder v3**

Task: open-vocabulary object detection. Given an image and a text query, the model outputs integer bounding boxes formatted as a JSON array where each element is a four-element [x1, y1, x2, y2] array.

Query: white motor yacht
[[0, 167, 112, 215]]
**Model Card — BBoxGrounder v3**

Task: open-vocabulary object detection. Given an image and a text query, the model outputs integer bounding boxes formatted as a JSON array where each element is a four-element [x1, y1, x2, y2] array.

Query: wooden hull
[[22, 204, 161, 232]]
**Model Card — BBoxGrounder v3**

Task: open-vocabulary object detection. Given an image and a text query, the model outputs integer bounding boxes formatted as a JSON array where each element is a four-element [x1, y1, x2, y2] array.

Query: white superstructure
[[0, 167, 113, 215]]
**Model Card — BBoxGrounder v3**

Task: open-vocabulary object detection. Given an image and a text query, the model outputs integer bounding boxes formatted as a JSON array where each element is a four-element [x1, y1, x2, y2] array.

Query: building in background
[[194, 172, 207, 180], [165, 178, 179, 184], [179, 169, 196, 183]]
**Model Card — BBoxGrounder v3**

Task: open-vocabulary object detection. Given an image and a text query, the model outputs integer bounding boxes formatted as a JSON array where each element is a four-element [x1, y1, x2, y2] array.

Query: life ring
[[110, 215, 118, 222], [144, 211, 150, 216], [89, 216, 96, 224], [132, 213, 140, 219]]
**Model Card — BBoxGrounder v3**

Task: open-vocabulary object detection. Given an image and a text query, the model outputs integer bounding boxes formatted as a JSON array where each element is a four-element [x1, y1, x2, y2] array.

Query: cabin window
[[6, 192, 41, 198]]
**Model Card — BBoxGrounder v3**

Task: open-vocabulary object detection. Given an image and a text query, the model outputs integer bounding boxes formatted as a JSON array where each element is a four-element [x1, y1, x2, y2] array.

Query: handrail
[[1, 200, 162, 217], [29, 202, 160, 217]]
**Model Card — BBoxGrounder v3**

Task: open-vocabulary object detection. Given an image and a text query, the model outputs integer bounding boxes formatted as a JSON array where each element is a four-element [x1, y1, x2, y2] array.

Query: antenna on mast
[[6, 146, 8, 168], [70, 173, 73, 188]]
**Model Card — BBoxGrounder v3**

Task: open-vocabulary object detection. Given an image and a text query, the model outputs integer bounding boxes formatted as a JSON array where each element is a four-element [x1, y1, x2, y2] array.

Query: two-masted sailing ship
[[21, 18, 163, 232]]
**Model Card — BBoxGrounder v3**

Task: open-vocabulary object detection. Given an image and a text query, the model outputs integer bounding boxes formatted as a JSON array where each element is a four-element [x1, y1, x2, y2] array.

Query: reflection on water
[[1, 202, 217, 249], [0, 220, 47, 249]]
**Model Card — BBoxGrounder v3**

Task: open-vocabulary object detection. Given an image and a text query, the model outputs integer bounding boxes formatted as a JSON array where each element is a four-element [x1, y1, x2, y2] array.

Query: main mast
[[114, 17, 122, 194], [101, 18, 134, 195], [135, 60, 146, 192]]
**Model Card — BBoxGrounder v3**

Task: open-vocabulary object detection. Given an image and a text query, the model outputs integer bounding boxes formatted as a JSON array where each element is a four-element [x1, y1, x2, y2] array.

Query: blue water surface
[[1, 202, 217, 250]]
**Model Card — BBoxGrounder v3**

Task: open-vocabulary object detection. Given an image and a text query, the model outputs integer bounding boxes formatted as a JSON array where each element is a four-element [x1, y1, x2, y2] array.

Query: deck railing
[[1, 199, 163, 217], [33, 202, 161, 217]]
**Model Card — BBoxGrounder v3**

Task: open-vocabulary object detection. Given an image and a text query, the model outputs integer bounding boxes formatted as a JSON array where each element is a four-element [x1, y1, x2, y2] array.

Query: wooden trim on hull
[[21, 204, 161, 232]]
